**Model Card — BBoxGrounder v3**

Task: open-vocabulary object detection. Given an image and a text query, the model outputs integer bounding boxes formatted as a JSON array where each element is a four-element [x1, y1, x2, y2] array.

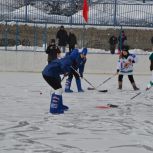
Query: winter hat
[[50, 39, 55, 44], [122, 45, 129, 52], [81, 48, 88, 55], [70, 49, 79, 60]]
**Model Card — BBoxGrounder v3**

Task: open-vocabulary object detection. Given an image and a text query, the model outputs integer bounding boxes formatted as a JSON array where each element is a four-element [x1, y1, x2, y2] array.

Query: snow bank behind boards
[[0, 50, 150, 75]]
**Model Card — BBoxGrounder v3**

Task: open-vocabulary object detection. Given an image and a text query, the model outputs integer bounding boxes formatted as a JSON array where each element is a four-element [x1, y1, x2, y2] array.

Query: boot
[[65, 78, 73, 93], [132, 82, 139, 90], [146, 81, 153, 90], [118, 81, 122, 90], [76, 79, 84, 92], [61, 95, 69, 111], [50, 93, 64, 114]]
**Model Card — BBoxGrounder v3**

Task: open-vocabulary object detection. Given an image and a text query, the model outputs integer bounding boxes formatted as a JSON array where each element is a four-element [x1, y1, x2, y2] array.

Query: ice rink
[[0, 72, 153, 153]]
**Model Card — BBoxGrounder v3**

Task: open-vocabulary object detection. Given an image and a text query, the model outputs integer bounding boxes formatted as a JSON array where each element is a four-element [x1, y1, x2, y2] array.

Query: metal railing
[[0, 0, 153, 51], [0, 0, 153, 27]]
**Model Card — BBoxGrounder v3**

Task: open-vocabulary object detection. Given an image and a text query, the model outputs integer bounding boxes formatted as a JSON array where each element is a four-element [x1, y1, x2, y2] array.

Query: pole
[[25, 0, 28, 22], [5, 21, 8, 51], [114, 0, 117, 26]]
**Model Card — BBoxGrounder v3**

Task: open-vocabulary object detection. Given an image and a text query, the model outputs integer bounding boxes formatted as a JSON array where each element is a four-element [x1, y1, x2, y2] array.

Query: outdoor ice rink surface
[[0, 72, 153, 153]]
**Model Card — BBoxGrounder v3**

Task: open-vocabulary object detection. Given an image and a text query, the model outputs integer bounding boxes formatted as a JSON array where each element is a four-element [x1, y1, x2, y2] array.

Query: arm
[[79, 59, 86, 77], [45, 45, 50, 54]]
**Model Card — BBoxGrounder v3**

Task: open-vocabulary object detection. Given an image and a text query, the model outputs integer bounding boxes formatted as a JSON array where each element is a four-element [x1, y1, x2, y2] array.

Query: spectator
[[56, 25, 68, 53], [68, 29, 77, 52], [151, 36, 153, 45], [45, 39, 61, 63], [109, 34, 117, 54], [118, 30, 127, 54]]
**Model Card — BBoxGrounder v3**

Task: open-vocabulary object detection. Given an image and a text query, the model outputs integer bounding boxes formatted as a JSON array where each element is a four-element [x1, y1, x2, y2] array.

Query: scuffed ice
[[0, 72, 153, 153]]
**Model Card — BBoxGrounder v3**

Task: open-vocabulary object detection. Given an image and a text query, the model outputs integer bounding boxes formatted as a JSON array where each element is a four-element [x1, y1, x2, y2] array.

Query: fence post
[[114, 0, 117, 26], [82, 24, 86, 48], [4, 21, 8, 51], [15, 21, 19, 51], [24, 0, 28, 22], [43, 23, 47, 51], [33, 23, 38, 51]]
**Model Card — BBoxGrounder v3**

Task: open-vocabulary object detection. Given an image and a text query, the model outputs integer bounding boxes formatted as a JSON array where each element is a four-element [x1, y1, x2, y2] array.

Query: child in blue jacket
[[65, 48, 88, 92], [42, 49, 79, 114]]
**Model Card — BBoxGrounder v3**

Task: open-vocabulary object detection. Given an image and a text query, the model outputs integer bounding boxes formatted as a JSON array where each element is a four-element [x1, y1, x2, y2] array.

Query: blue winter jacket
[[42, 56, 73, 78], [65, 51, 86, 76], [74, 53, 86, 76]]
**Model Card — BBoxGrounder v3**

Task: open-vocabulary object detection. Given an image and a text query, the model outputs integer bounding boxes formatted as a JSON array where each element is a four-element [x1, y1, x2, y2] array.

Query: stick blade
[[87, 87, 95, 90], [98, 90, 108, 92], [96, 104, 118, 109]]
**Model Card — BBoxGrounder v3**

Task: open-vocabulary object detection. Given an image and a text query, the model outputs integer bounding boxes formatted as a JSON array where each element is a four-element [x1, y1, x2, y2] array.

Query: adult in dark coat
[[68, 30, 77, 52], [56, 26, 68, 53], [109, 34, 117, 54], [151, 36, 153, 45], [118, 30, 127, 54]]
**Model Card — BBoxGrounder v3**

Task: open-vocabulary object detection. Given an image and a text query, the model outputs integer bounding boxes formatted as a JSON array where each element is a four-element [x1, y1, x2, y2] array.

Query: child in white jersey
[[117, 45, 139, 90]]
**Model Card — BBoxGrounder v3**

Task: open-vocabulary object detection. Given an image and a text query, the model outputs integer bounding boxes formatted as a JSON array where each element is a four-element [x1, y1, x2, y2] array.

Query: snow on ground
[[0, 72, 153, 153]]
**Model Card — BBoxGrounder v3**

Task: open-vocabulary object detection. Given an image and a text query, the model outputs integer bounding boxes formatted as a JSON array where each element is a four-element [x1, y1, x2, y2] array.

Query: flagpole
[[83, 24, 85, 48], [82, 0, 89, 48]]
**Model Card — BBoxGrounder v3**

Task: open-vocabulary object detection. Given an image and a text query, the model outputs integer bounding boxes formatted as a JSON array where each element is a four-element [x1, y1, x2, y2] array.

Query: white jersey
[[117, 53, 137, 75]]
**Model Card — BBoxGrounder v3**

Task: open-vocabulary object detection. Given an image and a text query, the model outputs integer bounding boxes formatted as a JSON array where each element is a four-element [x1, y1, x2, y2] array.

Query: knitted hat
[[122, 45, 129, 52]]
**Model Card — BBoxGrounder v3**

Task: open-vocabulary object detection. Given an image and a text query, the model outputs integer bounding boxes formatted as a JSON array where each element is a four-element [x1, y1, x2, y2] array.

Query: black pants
[[68, 69, 80, 80], [118, 74, 135, 83], [43, 75, 62, 90], [110, 44, 116, 54]]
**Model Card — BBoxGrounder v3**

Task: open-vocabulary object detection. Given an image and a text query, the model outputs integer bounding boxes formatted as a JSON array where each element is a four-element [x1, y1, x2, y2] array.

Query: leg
[[118, 74, 123, 89], [43, 75, 62, 90], [43, 75, 68, 114], [110, 45, 115, 54], [128, 75, 139, 90], [65, 73, 73, 92], [151, 70, 153, 83], [63, 46, 66, 53], [73, 70, 84, 92], [146, 70, 153, 90]]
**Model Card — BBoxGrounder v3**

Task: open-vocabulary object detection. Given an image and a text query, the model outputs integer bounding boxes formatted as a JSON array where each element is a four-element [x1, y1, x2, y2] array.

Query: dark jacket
[[149, 53, 153, 71], [109, 35, 117, 45], [46, 44, 61, 63], [151, 36, 153, 44], [118, 33, 127, 50], [42, 49, 79, 78], [68, 33, 77, 46], [56, 29, 68, 46]]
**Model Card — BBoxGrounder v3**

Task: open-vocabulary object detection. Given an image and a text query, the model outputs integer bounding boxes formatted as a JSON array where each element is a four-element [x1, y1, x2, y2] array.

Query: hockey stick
[[88, 73, 117, 90], [130, 85, 152, 100], [61, 76, 65, 82], [70, 66, 108, 92], [130, 92, 141, 100]]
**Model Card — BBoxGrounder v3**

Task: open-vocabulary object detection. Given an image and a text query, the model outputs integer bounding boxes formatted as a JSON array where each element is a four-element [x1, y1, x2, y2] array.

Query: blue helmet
[[81, 48, 88, 55]]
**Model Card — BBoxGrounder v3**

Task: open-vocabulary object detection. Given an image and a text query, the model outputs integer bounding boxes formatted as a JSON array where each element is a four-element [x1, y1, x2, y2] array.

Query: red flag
[[83, 0, 89, 23]]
